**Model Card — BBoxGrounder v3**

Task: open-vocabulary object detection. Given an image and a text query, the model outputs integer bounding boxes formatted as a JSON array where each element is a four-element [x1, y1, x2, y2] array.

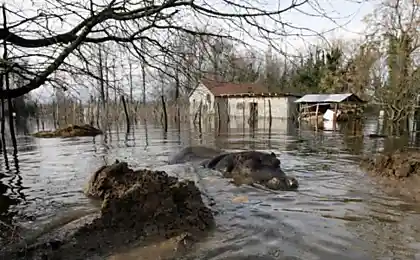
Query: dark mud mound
[[2, 161, 214, 260], [32, 124, 103, 138], [361, 151, 420, 201], [361, 151, 420, 179]]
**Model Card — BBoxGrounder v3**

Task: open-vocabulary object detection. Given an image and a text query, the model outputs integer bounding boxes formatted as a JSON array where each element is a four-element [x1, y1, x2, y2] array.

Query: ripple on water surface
[[1, 121, 420, 259]]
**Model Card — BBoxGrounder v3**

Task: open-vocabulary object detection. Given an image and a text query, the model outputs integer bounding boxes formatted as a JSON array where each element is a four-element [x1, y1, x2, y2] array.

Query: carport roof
[[294, 93, 366, 103]]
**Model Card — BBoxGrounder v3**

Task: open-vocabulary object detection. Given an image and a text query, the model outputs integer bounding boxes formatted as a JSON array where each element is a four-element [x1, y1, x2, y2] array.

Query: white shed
[[189, 82, 216, 116], [225, 94, 300, 119], [189, 79, 301, 119]]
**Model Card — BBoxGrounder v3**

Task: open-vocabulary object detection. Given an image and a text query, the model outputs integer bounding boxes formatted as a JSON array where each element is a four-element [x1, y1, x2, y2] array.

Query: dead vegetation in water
[[31, 124, 103, 138], [2, 160, 214, 260], [0, 220, 24, 247], [37, 100, 193, 129]]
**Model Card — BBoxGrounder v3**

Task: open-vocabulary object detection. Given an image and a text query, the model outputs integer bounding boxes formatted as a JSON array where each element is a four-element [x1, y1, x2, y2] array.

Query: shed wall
[[189, 83, 215, 115], [226, 96, 298, 119]]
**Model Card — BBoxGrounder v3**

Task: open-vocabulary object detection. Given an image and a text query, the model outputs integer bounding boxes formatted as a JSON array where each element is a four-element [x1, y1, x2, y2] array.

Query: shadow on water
[[3, 117, 420, 259]]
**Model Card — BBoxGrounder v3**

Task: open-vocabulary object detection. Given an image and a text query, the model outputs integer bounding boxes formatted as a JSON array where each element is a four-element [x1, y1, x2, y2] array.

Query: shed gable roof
[[199, 79, 301, 98], [201, 79, 268, 96]]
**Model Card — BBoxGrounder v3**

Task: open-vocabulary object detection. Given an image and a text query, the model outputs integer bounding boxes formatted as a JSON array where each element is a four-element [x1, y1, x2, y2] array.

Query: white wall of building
[[227, 96, 298, 119], [188, 83, 300, 119], [189, 83, 215, 115], [228, 116, 295, 132]]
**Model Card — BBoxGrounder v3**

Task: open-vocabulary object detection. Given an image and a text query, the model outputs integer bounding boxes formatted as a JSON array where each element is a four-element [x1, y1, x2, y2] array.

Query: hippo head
[[265, 176, 299, 190], [233, 159, 298, 191], [259, 152, 281, 168], [251, 165, 299, 191]]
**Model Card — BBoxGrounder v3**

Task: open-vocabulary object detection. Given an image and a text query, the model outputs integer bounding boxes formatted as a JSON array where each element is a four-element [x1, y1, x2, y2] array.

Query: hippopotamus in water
[[168, 146, 298, 191], [168, 146, 224, 165]]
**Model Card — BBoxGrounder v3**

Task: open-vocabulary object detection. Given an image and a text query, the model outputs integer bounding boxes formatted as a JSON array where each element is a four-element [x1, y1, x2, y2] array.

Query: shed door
[[249, 102, 258, 120]]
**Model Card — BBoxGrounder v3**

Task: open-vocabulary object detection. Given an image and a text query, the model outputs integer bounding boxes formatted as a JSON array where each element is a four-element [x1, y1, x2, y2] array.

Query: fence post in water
[[34, 102, 40, 131], [0, 74, 5, 155], [40, 104, 45, 130], [315, 104, 319, 131], [95, 98, 100, 129], [333, 103, 338, 131], [72, 101, 77, 124], [216, 102, 221, 135], [121, 95, 130, 134], [161, 95, 168, 133], [198, 101, 202, 133], [268, 99, 272, 130]]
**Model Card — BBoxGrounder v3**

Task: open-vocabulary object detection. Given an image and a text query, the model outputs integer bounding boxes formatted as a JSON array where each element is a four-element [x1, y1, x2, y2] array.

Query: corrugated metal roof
[[294, 93, 364, 103]]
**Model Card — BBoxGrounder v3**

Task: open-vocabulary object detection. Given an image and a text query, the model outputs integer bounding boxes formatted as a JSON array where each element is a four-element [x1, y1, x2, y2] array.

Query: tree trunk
[[121, 95, 130, 134]]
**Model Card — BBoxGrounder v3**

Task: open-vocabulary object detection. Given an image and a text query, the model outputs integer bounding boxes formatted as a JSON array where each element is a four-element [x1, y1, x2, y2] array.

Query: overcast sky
[[8, 0, 378, 102]]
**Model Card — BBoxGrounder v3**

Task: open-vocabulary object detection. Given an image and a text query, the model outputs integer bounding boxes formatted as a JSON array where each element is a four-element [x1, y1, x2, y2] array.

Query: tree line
[[1, 0, 419, 127]]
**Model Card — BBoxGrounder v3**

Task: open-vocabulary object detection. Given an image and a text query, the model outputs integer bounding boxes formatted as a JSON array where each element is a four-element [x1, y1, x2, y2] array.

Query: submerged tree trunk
[[98, 46, 106, 130], [0, 74, 5, 155], [175, 63, 180, 124], [141, 39, 147, 105], [129, 63, 133, 103], [2, 6, 17, 153], [112, 57, 118, 123], [105, 53, 110, 129], [161, 95, 168, 132], [121, 95, 130, 134], [5, 75, 17, 153]]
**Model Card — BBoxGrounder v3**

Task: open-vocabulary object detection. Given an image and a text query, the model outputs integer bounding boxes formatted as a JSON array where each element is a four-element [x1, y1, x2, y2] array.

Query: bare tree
[[364, 0, 420, 126], [0, 0, 351, 100]]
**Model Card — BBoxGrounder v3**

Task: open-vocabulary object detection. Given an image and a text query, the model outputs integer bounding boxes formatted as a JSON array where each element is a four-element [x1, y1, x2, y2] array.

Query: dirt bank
[[1, 160, 214, 260], [361, 151, 420, 179], [361, 150, 420, 200], [32, 124, 103, 138]]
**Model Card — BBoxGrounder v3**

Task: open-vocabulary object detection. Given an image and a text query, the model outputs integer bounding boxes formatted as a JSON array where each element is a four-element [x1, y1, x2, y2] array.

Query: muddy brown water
[[2, 119, 420, 259]]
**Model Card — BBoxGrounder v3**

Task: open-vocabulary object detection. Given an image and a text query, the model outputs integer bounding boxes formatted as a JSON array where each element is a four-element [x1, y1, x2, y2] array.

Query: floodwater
[[2, 118, 420, 259]]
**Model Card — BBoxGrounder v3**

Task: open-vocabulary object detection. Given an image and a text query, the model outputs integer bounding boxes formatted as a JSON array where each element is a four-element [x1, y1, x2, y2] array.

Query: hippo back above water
[[168, 146, 299, 191], [168, 146, 223, 165], [205, 150, 281, 174]]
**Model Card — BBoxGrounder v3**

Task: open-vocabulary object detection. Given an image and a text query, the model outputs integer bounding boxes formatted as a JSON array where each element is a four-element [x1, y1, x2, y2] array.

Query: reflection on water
[[1, 117, 420, 259]]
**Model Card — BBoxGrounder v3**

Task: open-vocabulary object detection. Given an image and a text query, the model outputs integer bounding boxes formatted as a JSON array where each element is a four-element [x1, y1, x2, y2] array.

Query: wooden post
[[268, 99, 272, 130], [216, 101, 221, 135], [40, 104, 45, 130], [315, 104, 319, 131], [2, 4, 17, 155], [79, 99, 83, 124], [161, 95, 168, 133], [333, 103, 338, 131], [297, 104, 302, 128], [35, 102, 40, 131], [198, 101, 202, 134], [353, 120, 357, 133], [121, 95, 130, 134], [73, 101, 77, 124], [95, 98, 100, 129]]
